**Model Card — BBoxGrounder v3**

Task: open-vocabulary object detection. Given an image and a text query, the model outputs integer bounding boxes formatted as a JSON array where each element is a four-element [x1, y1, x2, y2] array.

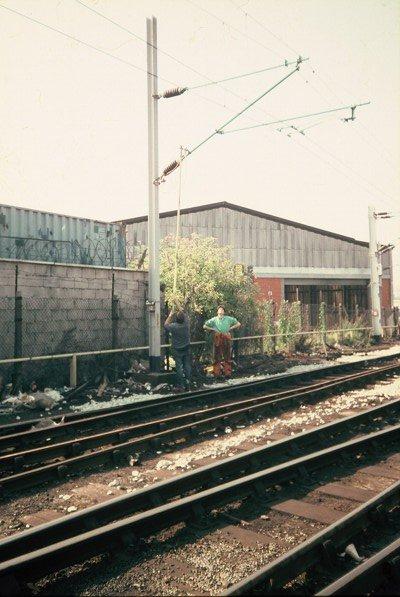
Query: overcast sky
[[1, 0, 399, 294]]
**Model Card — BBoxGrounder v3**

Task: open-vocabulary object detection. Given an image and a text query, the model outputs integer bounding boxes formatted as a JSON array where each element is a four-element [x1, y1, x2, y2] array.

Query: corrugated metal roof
[[116, 201, 368, 248]]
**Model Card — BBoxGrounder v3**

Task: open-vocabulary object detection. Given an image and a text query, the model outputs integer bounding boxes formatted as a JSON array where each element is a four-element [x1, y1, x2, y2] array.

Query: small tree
[[159, 234, 263, 341]]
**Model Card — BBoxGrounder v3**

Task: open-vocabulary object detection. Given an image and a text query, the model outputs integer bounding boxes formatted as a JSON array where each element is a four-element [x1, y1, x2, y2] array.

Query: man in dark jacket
[[164, 309, 191, 390]]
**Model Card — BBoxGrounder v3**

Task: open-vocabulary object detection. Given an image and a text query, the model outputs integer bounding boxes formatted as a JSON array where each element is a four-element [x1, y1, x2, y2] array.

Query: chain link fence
[[0, 293, 148, 392]]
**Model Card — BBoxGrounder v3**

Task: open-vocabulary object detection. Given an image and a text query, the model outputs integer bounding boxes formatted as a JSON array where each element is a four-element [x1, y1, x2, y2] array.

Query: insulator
[[162, 160, 180, 177], [163, 87, 188, 99]]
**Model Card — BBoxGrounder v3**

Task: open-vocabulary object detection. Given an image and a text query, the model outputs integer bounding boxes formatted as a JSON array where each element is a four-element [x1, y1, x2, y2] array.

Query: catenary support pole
[[368, 205, 383, 342], [147, 16, 161, 371]]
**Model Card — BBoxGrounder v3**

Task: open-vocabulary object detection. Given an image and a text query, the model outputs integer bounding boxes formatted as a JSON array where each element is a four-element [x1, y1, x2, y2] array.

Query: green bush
[[277, 300, 302, 353], [262, 300, 275, 355]]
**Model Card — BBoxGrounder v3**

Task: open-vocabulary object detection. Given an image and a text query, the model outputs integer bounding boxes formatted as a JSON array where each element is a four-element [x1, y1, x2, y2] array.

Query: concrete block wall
[[0, 259, 148, 359]]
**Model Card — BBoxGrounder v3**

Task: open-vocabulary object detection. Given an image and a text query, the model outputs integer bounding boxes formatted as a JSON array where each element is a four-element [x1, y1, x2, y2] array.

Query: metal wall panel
[[0, 203, 125, 266], [124, 206, 372, 273]]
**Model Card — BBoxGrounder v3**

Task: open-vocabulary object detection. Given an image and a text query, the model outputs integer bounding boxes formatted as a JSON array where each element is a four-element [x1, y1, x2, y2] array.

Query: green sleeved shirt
[[204, 315, 238, 334]]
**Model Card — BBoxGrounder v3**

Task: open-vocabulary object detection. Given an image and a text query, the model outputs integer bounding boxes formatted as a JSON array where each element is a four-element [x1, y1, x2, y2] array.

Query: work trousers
[[172, 347, 191, 388], [213, 332, 232, 377]]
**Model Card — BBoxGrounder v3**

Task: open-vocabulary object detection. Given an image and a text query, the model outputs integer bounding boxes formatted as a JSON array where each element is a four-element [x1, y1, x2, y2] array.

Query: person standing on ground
[[203, 306, 241, 378], [164, 309, 191, 391]]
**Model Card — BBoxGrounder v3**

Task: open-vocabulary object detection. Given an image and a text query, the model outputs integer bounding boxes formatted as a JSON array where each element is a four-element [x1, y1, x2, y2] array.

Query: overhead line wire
[[0, 2, 173, 81], [229, 0, 399, 176], [187, 58, 308, 89], [300, 64, 399, 175], [291, 135, 392, 206], [0, 0, 283, 159], [188, 65, 299, 154], [185, 0, 283, 59], [222, 102, 371, 134], [74, 0, 226, 86], [0, 2, 235, 114], [157, 66, 300, 183], [228, 0, 298, 55], [73, 0, 282, 121], [306, 135, 397, 205], [185, 0, 395, 207], [227, 0, 399, 209]]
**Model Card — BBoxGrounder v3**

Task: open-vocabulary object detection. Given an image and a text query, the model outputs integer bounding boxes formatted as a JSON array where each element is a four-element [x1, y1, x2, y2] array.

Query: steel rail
[[223, 481, 400, 595], [1, 364, 398, 494], [0, 406, 400, 572], [1, 354, 398, 457], [1, 424, 400, 588], [316, 535, 400, 595], [1, 352, 398, 439], [1, 361, 397, 472], [0, 366, 351, 452]]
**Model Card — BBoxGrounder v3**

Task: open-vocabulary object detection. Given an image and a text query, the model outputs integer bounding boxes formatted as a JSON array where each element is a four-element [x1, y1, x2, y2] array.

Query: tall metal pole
[[147, 16, 161, 371], [368, 205, 383, 341]]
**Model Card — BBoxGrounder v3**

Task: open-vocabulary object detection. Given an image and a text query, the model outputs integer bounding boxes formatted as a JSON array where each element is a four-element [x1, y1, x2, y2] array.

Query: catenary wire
[[0, 1, 235, 114], [289, 134, 393, 208], [157, 65, 300, 182], [185, 0, 399, 212], [73, 0, 280, 120], [306, 135, 397, 205], [187, 59, 308, 89], [222, 102, 371, 133], [185, 0, 284, 59], [0, 0, 296, 164], [0, 2, 172, 81], [228, 0, 299, 55], [228, 0, 399, 176], [225, 0, 399, 210], [188, 66, 299, 154]]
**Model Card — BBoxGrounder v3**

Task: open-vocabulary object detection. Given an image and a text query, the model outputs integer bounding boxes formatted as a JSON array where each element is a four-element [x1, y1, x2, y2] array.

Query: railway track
[[1, 395, 400, 594], [2, 352, 399, 442], [0, 357, 399, 495], [316, 536, 400, 595], [224, 478, 400, 595]]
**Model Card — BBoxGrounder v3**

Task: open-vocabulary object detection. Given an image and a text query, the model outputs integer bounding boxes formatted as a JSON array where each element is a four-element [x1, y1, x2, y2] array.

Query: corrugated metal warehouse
[[119, 201, 393, 313], [0, 203, 125, 267]]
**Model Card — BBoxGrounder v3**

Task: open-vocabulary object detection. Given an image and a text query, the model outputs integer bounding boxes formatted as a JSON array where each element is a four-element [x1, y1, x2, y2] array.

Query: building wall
[[254, 277, 283, 307], [0, 204, 125, 267], [125, 205, 383, 271], [0, 259, 147, 359]]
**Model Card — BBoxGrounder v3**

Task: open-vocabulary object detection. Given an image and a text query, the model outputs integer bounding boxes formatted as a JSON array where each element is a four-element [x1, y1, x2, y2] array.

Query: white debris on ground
[[71, 343, 400, 414], [71, 362, 331, 414], [152, 372, 400, 472], [3, 388, 63, 411], [336, 344, 400, 363]]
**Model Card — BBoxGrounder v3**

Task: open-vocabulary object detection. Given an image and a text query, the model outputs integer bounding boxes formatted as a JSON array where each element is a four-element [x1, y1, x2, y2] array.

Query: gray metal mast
[[368, 205, 383, 341], [146, 16, 161, 371]]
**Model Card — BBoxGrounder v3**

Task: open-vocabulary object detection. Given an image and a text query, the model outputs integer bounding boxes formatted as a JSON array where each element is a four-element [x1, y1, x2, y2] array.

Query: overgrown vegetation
[[129, 234, 262, 345], [328, 313, 370, 347], [276, 300, 302, 353], [129, 235, 375, 357], [262, 300, 275, 355]]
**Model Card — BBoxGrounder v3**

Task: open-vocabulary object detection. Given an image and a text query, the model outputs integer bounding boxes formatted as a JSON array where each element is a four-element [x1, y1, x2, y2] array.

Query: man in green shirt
[[204, 306, 241, 378]]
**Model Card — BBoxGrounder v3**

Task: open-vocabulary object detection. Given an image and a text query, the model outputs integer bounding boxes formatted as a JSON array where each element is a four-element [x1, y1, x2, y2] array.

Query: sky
[[1, 0, 399, 296]]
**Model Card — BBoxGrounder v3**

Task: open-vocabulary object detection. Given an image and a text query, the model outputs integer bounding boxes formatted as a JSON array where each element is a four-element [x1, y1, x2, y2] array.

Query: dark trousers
[[173, 347, 191, 388]]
